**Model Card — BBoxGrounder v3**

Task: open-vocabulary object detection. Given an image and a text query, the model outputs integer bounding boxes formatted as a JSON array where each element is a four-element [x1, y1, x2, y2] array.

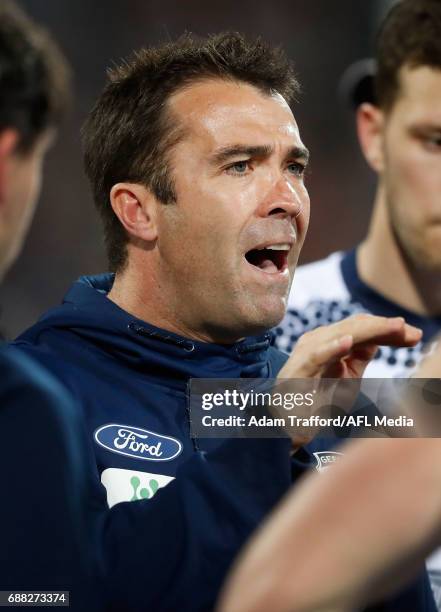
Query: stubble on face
[[153, 79, 310, 342]]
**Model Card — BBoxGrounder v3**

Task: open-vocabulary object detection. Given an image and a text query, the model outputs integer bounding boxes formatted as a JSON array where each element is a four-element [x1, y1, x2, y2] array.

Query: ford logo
[[94, 424, 183, 462]]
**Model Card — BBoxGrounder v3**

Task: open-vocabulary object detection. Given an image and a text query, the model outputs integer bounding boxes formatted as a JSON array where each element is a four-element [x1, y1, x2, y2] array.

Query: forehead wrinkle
[[167, 80, 303, 161], [176, 82, 291, 120]]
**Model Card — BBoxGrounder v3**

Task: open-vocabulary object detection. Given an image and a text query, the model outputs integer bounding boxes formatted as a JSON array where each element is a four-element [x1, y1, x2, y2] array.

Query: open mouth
[[244, 244, 290, 274]]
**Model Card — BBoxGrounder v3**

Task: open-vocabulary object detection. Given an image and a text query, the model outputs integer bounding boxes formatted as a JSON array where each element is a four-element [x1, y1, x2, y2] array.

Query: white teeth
[[260, 244, 291, 251]]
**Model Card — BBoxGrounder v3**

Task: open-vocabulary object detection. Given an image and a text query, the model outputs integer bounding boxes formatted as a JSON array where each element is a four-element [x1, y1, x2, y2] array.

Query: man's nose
[[258, 175, 304, 219]]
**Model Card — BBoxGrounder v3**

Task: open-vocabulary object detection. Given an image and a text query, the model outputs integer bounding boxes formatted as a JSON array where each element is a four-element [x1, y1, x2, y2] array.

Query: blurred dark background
[[1, 0, 394, 338]]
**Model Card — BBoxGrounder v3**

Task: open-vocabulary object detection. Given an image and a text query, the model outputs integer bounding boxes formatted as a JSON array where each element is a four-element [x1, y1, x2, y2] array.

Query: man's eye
[[424, 134, 441, 149], [225, 160, 250, 175], [287, 162, 306, 177]]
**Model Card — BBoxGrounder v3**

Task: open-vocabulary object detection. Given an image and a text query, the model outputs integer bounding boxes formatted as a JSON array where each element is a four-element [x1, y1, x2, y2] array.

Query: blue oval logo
[[94, 423, 183, 462]]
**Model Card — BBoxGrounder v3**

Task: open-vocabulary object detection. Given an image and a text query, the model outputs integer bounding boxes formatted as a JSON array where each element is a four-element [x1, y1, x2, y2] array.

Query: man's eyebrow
[[210, 144, 310, 165], [210, 145, 272, 165], [286, 146, 310, 164], [409, 123, 441, 134]]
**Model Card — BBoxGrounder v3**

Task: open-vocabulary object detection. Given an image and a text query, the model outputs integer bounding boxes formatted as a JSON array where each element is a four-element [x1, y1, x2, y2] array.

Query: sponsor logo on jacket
[[94, 423, 183, 461], [313, 451, 343, 473], [101, 468, 175, 507]]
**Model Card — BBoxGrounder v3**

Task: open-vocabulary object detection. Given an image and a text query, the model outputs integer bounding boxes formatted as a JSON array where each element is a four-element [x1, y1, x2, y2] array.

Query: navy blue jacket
[[11, 274, 436, 612], [0, 346, 102, 609]]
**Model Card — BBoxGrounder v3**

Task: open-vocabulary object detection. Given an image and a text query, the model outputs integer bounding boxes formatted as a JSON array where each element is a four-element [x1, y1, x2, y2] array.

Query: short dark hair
[[0, 0, 70, 152], [82, 32, 300, 272], [375, 0, 441, 111]]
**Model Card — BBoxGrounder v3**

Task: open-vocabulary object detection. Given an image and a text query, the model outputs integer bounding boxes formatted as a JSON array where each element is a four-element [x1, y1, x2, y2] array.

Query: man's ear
[[0, 129, 19, 204], [356, 103, 385, 173], [110, 183, 158, 242]]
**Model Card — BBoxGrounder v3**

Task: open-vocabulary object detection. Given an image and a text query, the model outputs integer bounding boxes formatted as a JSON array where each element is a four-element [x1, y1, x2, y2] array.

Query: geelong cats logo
[[313, 451, 344, 473]]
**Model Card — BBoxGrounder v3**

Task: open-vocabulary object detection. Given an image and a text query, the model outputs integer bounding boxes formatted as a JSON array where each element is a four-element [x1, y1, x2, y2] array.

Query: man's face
[[155, 79, 310, 342], [381, 65, 441, 270], [0, 131, 52, 280]]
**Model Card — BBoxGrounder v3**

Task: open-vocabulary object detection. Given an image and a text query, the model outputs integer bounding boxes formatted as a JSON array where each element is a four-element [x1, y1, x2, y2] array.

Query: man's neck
[[107, 268, 203, 342], [107, 261, 243, 344], [358, 188, 441, 317]]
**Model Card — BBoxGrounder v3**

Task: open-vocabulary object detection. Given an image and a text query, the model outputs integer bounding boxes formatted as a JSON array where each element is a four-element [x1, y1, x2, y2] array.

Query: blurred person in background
[[275, 0, 441, 605], [276, 0, 441, 378], [7, 29, 434, 611], [0, 1, 98, 604]]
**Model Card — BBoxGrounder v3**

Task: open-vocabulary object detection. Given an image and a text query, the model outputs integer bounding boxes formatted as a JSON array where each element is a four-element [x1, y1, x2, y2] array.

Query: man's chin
[[204, 295, 288, 342], [237, 301, 287, 338], [404, 228, 441, 272], [410, 246, 441, 273]]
